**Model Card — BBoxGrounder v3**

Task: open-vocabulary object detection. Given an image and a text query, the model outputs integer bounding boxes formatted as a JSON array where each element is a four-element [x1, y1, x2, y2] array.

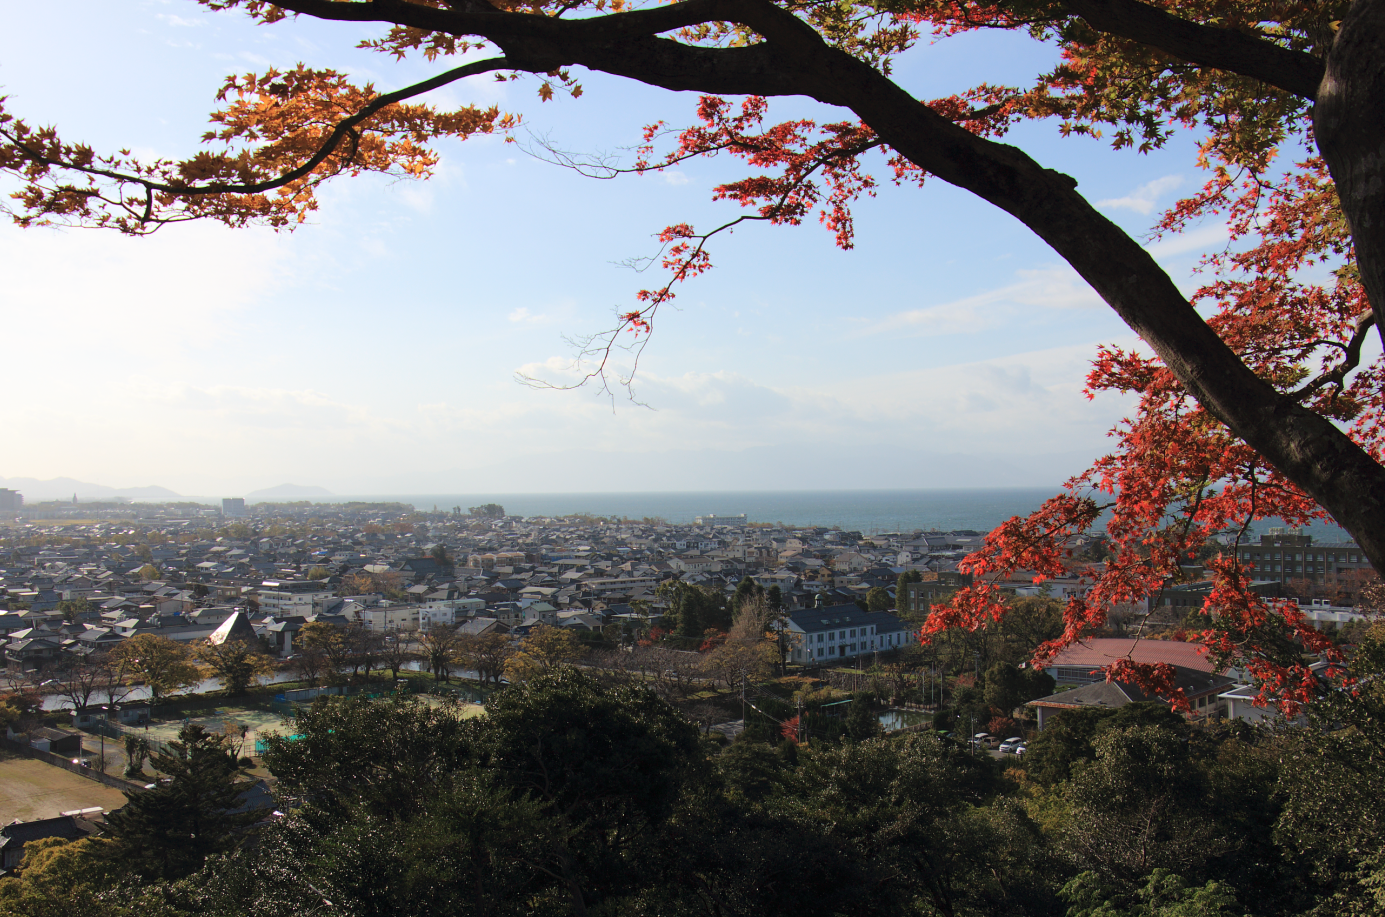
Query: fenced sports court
[[144, 707, 287, 755], [83, 682, 489, 757]]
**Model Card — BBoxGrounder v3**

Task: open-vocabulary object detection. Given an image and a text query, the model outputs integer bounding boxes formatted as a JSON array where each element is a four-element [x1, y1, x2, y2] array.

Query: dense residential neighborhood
[[1, 497, 1374, 717], [1, 496, 1383, 917]]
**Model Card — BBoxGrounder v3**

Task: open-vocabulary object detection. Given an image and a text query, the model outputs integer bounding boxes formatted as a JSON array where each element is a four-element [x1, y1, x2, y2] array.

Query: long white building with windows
[[785, 603, 917, 664]]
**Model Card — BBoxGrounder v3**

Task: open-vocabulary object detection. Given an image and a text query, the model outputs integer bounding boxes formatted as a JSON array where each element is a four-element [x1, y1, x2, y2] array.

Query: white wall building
[[785, 604, 917, 664]]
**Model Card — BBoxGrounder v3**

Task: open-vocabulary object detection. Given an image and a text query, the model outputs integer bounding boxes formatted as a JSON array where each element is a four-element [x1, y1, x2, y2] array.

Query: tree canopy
[[9, 660, 1385, 915], [4, 0, 1384, 705]]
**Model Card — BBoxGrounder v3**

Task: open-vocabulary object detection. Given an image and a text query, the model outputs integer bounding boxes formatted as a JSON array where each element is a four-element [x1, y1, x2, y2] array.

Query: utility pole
[[741, 674, 747, 728]]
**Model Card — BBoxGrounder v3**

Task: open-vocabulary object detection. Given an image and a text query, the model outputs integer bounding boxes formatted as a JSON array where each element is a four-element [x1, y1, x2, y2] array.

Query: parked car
[[998, 736, 1026, 754], [1013, 745, 1027, 756]]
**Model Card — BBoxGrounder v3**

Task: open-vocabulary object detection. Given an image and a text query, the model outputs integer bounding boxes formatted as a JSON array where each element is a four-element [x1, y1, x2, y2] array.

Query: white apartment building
[[256, 580, 336, 617]]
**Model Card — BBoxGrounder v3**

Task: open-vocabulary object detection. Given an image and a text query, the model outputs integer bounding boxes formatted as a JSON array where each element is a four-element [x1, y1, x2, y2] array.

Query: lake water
[[40, 670, 301, 711], [169, 488, 1065, 533], [151, 488, 1353, 540]]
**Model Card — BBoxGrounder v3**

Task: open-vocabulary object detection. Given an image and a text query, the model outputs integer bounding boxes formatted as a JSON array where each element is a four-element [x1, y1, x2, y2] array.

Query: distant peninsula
[[246, 483, 335, 499]]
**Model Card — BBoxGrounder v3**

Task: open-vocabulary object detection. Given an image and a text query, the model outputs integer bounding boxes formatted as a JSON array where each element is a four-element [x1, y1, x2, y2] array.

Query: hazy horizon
[[0, 2, 1230, 498]]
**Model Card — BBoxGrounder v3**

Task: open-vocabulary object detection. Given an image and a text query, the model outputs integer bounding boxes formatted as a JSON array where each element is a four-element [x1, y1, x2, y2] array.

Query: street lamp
[[97, 706, 107, 773]]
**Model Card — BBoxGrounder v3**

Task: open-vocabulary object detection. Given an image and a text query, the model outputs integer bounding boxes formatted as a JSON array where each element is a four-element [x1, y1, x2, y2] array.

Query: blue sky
[[0, 0, 1229, 495]]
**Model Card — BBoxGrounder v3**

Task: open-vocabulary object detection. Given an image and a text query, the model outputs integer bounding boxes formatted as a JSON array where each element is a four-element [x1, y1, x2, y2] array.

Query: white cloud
[[508, 307, 552, 325], [506, 298, 574, 326], [0, 221, 293, 352], [858, 265, 1104, 337], [1097, 174, 1184, 215], [156, 14, 205, 27], [1144, 221, 1229, 260]]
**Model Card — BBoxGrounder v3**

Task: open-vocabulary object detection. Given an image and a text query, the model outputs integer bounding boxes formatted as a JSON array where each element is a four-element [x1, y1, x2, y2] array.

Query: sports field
[[416, 695, 487, 719], [0, 754, 130, 824], [144, 707, 289, 753]]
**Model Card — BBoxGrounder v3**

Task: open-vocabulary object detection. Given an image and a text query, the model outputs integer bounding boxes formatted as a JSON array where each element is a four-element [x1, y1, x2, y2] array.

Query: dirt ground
[[144, 707, 289, 754], [415, 696, 487, 719], [0, 754, 130, 824]]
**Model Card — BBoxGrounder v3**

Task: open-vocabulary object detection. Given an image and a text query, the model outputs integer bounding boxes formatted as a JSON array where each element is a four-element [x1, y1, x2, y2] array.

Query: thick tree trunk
[[1317, 0, 1385, 352]]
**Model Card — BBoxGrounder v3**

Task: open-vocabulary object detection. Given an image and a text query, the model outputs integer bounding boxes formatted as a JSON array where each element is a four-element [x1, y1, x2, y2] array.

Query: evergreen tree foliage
[[103, 724, 258, 880]]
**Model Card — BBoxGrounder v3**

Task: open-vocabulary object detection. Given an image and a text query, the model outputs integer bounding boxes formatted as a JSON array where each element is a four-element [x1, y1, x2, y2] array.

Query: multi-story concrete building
[[785, 603, 916, 664], [256, 580, 335, 617], [900, 572, 973, 617], [1234, 531, 1375, 599]]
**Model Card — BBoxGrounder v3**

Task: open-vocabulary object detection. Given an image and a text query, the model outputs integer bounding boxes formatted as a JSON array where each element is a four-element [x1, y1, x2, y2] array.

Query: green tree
[[55, 596, 91, 623], [658, 581, 730, 640], [766, 584, 783, 614], [1062, 869, 1242, 917], [262, 694, 476, 819], [123, 735, 150, 778], [296, 622, 353, 682], [109, 634, 202, 701], [415, 622, 462, 683], [844, 698, 882, 741], [503, 624, 584, 683], [865, 586, 891, 612], [1061, 726, 1226, 892], [197, 638, 276, 696], [477, 668, 702, 913], [773, 735, 1051, 916], [0, 837, 128, 917], [1024, 702, 1185, 787], [457, 631, 513, 685], [468, 504, 505, 518], [732, 576, 764, 617], [984, 661, 1028, 716], [896, 570, 923, 618], [0, 690, 43, 735], [103, 724, 258, 880], [1273, 623, 1385, 915]]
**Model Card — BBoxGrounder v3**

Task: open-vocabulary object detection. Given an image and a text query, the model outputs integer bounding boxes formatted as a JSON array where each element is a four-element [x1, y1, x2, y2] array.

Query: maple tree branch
[[0, 56, 508, 203], [267, 0, 853, 101], [1058, 0, 1325, 100], [202, 0, 1385, 571], [524, 133, 740, 179], [1288, 311, 1376, 401], [520, 130, 881, 400]]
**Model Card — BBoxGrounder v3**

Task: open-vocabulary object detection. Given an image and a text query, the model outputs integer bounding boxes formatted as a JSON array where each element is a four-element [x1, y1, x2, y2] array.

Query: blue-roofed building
[[785, 603, 917, 664]]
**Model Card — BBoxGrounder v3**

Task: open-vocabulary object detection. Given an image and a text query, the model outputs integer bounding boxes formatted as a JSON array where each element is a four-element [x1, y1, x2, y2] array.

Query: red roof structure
[[1047, 638, 1216, 675]]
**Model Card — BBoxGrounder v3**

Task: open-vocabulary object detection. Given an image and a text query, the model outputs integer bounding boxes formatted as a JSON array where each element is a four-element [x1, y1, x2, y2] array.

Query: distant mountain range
[[0, 476, 182, 502], [245, 484, 335, 499], [0, 476, 337, 503]]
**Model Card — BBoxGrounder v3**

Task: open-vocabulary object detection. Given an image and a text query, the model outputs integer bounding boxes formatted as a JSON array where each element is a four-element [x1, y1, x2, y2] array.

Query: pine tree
[[104, 724, 258, 880], [896, 571, 923, 618]]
